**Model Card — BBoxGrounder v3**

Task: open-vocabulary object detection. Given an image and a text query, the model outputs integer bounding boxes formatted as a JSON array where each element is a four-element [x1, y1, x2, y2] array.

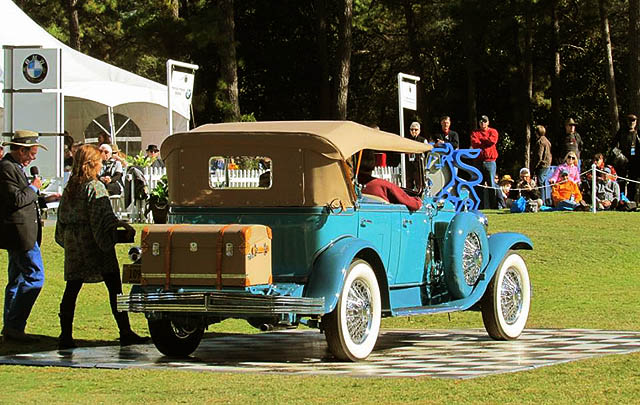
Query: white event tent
[[0, 0, 189, 150]]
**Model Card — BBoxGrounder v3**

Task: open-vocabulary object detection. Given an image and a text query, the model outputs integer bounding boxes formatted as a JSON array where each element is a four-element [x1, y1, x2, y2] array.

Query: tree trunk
[[314, 0, 331, 119], [218, 0, 241, 122], [334, 0, 352, 120], [404, 1, 429, 134], [64, 0, 80, 50], [630, 0, 640, 115], [462, 2, 477, 135], [168, 0, 179, 19], [523, 1, 533, 169], [551, 0, 561, 146], [599, 0, 619, 137]]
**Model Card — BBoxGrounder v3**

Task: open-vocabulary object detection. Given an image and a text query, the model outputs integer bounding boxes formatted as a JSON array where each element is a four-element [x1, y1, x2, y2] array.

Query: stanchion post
[[591, 164, 596, 213]]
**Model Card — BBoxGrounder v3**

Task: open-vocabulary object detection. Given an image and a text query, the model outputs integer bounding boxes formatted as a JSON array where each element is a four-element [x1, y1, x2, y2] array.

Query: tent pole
[[107, 106, 115, 145]]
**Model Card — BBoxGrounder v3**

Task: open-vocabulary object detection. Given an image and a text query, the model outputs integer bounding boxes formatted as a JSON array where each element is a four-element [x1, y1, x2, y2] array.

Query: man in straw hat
[[0, 130, 60, 342]]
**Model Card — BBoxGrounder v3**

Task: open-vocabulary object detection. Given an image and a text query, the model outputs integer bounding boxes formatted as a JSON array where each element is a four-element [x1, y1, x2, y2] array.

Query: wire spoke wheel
[[482, 252, 530, 340], [323, 259, 381, 361], [500, 268, 523, 324]]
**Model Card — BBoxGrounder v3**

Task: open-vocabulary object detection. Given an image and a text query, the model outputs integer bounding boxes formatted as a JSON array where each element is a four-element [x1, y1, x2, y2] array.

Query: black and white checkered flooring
[[1, 328, 639, 379]]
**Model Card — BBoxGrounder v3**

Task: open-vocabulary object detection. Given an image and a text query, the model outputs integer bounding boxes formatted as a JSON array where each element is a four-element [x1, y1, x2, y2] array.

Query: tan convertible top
[[161, 121, 431, 208], [183, 121, 432, 158]]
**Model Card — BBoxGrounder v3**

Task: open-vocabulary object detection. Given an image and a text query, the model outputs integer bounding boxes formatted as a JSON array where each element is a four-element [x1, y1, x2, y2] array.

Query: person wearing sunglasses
[[405, 122, 427, 190], [549, 151, 581, 185], [97, 144, 124, 196], [551, 169, 586, 210]]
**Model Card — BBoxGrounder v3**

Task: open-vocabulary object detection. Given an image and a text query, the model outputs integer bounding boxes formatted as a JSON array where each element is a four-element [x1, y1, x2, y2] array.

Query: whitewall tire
[[323, 259, 381, 361], [481, 252, 531, 340]]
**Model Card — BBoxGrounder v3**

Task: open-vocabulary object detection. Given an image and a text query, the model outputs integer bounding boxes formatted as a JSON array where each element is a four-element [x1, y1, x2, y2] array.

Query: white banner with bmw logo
[[4, 46, 63, 177], [170, 70, 195, 115]]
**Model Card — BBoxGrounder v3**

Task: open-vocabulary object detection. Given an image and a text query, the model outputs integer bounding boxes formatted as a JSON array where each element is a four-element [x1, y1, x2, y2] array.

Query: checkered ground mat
[[1, 328, 639, 379]]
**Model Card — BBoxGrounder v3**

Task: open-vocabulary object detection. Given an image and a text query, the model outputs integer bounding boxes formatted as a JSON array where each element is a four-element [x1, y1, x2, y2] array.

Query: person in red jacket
[[471, 115, 499, 209], [357, 150, 422, 211]]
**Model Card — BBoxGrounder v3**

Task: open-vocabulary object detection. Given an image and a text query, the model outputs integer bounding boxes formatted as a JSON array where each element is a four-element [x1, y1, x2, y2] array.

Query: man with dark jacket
[[433, 116, 460, 149], [614, 114, 640, 202], [0, 130, 59, 342], [562, 118, 583, 162], [533, 125, 553, 204], [405, 121, 428, 190]]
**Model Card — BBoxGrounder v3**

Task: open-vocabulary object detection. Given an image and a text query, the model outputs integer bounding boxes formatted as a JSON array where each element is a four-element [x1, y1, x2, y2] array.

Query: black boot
[[58, 312, 77, 350], [115, 311, 149, 346]]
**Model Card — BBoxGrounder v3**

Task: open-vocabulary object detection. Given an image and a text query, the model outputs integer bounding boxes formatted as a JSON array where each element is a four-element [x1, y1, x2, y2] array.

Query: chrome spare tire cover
[[443, 212, 490, 299]]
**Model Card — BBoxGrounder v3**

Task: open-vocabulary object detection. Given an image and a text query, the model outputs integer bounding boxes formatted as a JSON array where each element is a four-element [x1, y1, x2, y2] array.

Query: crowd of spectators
[[400, 113, 639, 213]]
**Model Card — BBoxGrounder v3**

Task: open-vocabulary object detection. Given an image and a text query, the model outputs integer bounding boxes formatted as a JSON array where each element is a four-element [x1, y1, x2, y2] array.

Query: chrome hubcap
[[346, 279, 372, 344], [500, 268, 523, 325]]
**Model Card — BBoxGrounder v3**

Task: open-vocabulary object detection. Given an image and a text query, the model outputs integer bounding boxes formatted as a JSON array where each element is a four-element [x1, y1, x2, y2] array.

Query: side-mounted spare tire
[[442, 212, 490, 299], [323, 259, 381, 361]]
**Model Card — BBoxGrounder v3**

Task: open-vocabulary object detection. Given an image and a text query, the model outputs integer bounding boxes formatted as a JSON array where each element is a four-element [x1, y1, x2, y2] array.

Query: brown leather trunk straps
[[164, 225, 185, 291], [215, 224, 234, 290]]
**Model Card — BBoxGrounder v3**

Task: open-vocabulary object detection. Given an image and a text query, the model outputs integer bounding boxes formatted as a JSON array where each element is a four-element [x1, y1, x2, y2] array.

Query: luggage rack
[[117, 291, 325, 315]]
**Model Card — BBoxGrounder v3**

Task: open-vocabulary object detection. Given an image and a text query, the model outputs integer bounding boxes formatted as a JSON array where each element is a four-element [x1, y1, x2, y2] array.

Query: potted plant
[[148, 175, 169, 224], [126, 151, 151, 169]]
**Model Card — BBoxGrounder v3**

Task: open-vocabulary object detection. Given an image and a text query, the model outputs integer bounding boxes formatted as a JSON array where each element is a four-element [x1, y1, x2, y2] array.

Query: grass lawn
[[0, 211, 639, 403]]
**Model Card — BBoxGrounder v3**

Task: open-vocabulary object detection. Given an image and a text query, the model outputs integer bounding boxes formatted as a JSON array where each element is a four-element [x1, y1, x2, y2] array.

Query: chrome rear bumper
[[117, 291, 325, 315]]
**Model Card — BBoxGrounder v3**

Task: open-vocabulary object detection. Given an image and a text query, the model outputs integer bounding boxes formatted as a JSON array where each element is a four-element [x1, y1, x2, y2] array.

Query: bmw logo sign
[[22, 54, 48, 84]]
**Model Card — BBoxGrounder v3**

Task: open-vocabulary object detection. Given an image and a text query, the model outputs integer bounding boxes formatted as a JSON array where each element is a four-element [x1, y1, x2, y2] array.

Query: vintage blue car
[[117, 121, 532, 361]]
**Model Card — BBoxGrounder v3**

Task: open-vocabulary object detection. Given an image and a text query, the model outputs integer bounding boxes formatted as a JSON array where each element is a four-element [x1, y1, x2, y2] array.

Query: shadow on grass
[[0, 334, 129, 356], [0, 330, 244, 357]]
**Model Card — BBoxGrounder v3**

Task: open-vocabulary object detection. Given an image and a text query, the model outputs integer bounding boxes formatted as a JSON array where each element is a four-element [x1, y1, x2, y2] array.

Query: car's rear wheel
[[481, 252, 530, 340], [148, 317, 205, 357], [323, 259, 381, 361]]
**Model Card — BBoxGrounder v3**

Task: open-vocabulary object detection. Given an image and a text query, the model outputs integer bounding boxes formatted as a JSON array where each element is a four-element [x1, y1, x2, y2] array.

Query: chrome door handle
[[402, 219, 413, 227], [360, 219, 372, 226]]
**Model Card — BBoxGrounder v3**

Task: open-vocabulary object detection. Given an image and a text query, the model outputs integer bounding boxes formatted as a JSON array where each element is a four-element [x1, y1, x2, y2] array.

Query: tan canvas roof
[[160, 121, 431, 208], [182, 121, 432, 159]]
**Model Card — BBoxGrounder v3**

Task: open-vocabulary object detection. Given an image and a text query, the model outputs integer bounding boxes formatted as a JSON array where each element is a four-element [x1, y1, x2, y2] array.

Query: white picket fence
[[373, 166, 402, 186], [210, 169, 267, 188]]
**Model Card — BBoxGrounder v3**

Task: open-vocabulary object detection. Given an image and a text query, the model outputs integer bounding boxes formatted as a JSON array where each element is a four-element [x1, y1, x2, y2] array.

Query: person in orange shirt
[[551, 169, 584, 210]]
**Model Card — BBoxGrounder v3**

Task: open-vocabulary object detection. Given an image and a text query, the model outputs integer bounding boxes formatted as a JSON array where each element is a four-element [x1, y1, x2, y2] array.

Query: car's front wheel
[[148, 317, 205, 357], [481, 252, 531, 340], [323, 259, 381, 361]]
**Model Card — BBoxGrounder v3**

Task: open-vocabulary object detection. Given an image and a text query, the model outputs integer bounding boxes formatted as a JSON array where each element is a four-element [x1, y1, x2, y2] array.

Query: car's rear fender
[[305, 236, 389, 314]]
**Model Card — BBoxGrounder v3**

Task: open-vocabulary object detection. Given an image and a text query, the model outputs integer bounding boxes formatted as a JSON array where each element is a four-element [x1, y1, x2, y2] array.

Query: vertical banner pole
[[397, 73, 420, 189], [591, 164, 597, 213]]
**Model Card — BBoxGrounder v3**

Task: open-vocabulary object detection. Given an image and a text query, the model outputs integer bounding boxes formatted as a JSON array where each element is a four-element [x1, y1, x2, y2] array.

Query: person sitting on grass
[[497, 174, 514, 209], [357, 149, 423, 211], [594, 168, 618, 210], [517, 167, 543, 208], [551, 169, 587, 210]]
